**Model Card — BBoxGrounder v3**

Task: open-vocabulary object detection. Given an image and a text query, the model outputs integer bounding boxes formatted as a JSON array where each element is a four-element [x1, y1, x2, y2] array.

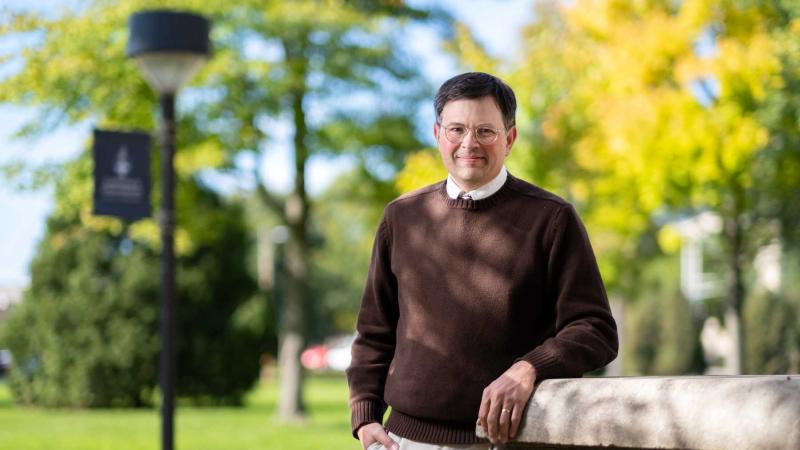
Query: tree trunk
[[277, 57, 310, 419], [277, 193, 309, 420], [723, 185, 745, 375], [277, 229, 306, 419]]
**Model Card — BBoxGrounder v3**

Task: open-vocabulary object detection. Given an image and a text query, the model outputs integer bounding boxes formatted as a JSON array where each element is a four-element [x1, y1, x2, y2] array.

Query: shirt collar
[[446, 166, 508, 200]]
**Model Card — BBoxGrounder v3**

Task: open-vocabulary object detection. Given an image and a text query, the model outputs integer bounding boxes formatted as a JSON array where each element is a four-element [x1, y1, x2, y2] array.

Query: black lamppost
[[127, 10, 211, 450]]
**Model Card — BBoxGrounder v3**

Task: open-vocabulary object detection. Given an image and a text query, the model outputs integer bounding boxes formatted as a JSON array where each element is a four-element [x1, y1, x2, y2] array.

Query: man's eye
[[477, 128, 496, 137], [449, 127, 465, 134]]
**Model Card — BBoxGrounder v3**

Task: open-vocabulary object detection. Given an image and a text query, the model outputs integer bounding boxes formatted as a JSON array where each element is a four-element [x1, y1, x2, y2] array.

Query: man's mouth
[[456, 155, 486, 165]]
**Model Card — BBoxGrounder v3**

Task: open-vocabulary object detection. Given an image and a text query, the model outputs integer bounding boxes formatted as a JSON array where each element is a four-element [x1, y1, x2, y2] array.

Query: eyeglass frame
[[436, 122, 507, 146]]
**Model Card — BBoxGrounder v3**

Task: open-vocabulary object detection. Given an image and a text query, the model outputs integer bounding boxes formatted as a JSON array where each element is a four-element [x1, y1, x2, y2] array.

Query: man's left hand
[[477, 360, 537, 445]]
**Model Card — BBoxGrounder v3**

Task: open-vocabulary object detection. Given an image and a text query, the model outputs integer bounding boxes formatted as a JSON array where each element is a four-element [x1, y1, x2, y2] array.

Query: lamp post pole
[[127, 11, 210, 450], [158, 92, 176, 449]]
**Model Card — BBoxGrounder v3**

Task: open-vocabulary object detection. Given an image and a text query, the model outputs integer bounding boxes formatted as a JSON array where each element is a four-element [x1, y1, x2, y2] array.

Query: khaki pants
[[367, 432, 490, 450]]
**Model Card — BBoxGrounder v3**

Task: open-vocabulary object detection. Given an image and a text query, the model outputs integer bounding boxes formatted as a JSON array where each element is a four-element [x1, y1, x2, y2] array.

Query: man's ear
[[433, 122, 440, 141], [505, 126, 518, 155]]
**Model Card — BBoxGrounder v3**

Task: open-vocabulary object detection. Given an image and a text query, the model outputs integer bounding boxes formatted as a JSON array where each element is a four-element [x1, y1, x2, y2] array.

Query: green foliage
[[0, 154, 269, 407], [754, 7, 800, 258], [173, 182, 268, 404], [625, 292, 705, 375], [305, 169, 391, 339], [623, 255, 705, 375], [1, 227, 160, 407], [743, 291, 799, 374]]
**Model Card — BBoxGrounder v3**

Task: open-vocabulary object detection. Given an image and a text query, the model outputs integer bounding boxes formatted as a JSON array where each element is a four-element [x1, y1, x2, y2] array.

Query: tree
[[1, 0, 443, 417], [488, 0, 798, 374], [0, 152, 265, 406], [753, 3, 800, 343]]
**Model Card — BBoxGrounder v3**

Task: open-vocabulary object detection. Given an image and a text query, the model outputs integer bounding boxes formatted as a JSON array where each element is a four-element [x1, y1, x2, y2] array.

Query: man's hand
[[477, 360, 536, 445], [357, 422, 398, 450]]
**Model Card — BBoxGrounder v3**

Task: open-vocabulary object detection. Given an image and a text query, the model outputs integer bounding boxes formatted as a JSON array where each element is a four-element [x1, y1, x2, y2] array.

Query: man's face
[[434, 96, 517, 191]]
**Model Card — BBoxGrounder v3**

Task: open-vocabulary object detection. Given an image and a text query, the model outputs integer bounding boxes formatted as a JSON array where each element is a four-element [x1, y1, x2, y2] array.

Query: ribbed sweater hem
[[385, 410, 486, 445]]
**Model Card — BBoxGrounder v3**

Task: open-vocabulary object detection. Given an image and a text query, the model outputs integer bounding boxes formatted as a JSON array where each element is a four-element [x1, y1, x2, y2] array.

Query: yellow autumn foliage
[[501, 0, 785, 289], [395, 148, 447, 194]]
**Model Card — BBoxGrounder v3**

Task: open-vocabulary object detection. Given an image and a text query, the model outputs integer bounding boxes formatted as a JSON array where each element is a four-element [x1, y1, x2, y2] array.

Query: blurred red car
[[300, 334, 355, 372], [300, 344, 328, 371]]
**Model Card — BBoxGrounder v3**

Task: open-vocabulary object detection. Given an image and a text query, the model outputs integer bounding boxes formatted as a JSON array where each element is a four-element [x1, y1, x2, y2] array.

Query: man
[[347, 72, 618, 450]]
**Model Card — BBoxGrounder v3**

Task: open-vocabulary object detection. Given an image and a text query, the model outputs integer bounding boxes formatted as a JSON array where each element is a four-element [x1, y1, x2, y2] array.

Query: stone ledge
[[476, 375, 800, 450]]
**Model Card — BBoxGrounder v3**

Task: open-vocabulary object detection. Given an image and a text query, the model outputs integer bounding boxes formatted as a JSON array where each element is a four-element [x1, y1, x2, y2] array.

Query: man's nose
[[461, 129, 480, 148]]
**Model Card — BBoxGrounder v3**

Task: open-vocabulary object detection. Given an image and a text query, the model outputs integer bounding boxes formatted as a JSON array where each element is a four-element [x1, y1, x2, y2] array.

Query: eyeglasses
[[439, 124, 501, 145]]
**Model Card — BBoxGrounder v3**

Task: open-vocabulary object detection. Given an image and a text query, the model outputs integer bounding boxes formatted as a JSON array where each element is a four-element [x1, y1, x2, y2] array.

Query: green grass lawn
[[0, 374, 356, 450]]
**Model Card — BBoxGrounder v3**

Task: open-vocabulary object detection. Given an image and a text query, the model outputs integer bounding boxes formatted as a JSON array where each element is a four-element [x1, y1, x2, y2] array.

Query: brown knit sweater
[[346, 174, 618, 444]]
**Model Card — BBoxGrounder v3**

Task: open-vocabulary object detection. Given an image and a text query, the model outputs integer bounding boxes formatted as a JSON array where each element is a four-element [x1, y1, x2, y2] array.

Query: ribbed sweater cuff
[[518, 347, 561, 380], [350, 399, 385, 438]]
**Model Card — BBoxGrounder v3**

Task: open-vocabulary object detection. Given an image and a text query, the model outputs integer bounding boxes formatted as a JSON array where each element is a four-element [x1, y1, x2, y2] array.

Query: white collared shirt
[[446, 166, 508, 200]]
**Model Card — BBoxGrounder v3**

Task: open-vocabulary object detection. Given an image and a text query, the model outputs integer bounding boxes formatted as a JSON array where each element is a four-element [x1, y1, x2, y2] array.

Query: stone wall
[[476, 375, 800, 450]]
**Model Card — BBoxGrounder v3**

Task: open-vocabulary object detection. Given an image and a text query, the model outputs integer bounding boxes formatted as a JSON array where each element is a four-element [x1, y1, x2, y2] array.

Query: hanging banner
[[93, 129, 151, 221]]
